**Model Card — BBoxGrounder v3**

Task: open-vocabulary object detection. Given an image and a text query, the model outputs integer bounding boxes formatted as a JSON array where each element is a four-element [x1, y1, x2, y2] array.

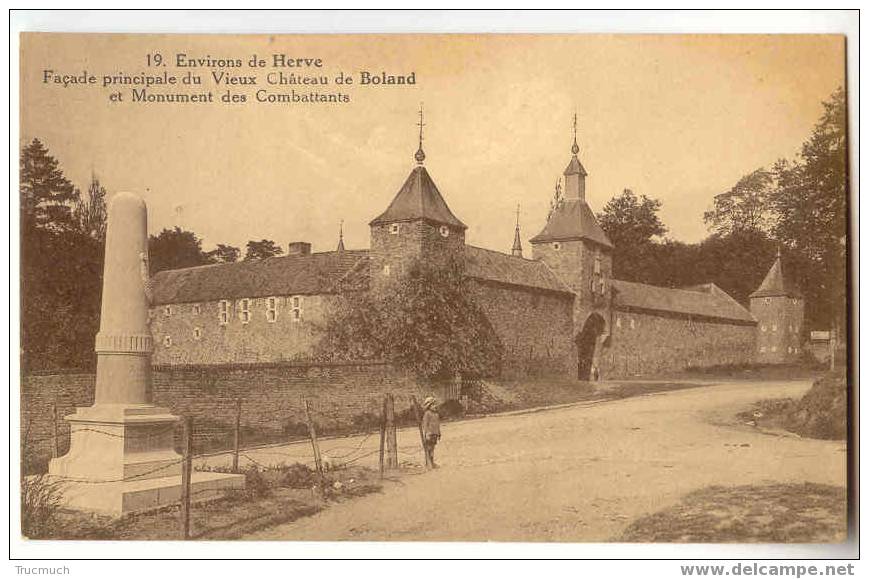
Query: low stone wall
[[20, 362, 439, 471]]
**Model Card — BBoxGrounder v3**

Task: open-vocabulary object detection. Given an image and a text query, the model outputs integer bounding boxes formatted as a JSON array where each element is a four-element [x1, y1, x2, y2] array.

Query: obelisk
[[48, 192, 243, 515]]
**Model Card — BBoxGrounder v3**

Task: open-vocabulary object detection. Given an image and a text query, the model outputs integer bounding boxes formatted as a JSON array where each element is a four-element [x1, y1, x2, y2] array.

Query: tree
[[704, 168, 774, 236], [73, 174, 107, 241], [244, 239, 283, 261], [597, 188, 667, 282], [20, 138, 78, 232], [319, 254, 504, 381], [148, 227, 214, 275], [771, 87, 848, 330], [207, 243, 241, 263]]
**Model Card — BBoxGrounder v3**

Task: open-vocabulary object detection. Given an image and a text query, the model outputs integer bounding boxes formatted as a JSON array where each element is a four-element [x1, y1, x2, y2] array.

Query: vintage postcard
[[13, 16, 855, 562]]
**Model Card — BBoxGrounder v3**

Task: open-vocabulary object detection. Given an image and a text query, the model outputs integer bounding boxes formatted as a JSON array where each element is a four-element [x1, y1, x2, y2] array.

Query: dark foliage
[[148, 226, 215, 275], [318, 254, 504, 381], [244, 239, 283, 261]]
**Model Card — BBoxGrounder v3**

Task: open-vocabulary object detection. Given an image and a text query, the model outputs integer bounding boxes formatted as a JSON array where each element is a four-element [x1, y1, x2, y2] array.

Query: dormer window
[[553, 242, 562, 251], [439, 225, 450, 237], [390, 223, 400, 235]]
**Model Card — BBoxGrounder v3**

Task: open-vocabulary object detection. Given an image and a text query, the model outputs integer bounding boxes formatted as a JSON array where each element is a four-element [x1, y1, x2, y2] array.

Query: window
[[764, 298, 771, 305], [239, 298, 251, 324], [390, 223, 400, 235], [193, 327, 202, 340], [192, 304, 201, 315], [266, 297, 277, 322], [771, 346, 777, 353], [291, 296, 303, 322], [787, 346, 793, 354], [218, 300, 230, 325], [629, 317, 636, 329], [594, 249, 601, 275], [163, 335, 172, 348], [761, 324, 767, 332], [760, 346, 766, 353], [163, 305, 172, 317], [771, 324, 777, 332], [615, 316, 622, 329], [439, 225, 450, 237], [792, 298, 798, 305], [553, 242, 561, 251], [383, 264, 391, 276]]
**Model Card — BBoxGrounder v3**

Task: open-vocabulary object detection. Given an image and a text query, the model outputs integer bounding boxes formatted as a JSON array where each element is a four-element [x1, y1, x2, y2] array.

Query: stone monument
[[48, 192, 244, 516]]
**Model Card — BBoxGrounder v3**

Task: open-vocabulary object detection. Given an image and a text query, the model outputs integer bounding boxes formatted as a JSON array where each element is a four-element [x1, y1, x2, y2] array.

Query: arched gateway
[[576, 313, 606, 381]]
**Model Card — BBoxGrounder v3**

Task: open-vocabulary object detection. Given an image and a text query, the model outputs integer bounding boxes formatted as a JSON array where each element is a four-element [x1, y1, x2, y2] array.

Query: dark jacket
[[421, 408, 441, 438]]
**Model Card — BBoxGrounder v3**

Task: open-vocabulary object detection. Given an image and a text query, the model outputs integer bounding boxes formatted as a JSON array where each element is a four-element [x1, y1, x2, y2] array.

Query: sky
[[21, 33, 845, 255]]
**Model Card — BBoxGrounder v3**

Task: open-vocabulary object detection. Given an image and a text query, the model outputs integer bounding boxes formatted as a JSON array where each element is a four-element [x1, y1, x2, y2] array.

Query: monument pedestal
[[47, 404, 244, 516]]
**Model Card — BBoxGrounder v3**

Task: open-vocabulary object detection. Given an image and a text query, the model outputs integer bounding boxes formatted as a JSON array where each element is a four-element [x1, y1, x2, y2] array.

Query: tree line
[[595, 87, 847, 335]]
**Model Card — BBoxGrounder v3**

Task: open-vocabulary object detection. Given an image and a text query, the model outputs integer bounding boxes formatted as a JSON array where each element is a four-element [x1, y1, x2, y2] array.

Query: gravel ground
[[243, 379, 846, 542]]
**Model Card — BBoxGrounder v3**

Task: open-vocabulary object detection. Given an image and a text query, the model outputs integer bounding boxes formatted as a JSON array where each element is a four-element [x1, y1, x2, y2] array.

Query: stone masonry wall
[[149, 294, 330, 366], [468, 280, 575, 378], [21, 363, 436, 470], [600, 309, 757, 378]]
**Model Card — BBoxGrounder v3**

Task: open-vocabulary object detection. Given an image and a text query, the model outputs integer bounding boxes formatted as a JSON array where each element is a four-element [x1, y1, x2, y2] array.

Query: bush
[[242, 466, 271, 499], [278, 463, 320, 489], [21, 475, 64, 538], [437, 399, 464, 419]]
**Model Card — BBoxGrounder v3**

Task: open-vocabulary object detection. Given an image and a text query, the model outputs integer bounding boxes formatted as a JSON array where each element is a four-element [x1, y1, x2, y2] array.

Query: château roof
[[750, 255, 803, 299], [612, 279, 756, 324], [370, 166, 466, 229], [465, 245, 574, 295], [150, 250, 368, 305], [529, 199, 613, 248]]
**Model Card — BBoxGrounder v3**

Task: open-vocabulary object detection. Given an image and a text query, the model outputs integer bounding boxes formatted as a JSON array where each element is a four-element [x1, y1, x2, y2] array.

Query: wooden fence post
[[304, 400, 323, 477], [386, 393, 398, 469], [180, 416, 193, 540], [51, 402, 60, 459], [410, 395, 427, 467], [379, 394, 387, 479], [232, 398, 241, 473]]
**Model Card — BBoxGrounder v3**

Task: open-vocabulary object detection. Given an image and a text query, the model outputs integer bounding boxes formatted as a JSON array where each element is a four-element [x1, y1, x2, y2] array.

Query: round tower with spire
[[750, 248, 805, 364]]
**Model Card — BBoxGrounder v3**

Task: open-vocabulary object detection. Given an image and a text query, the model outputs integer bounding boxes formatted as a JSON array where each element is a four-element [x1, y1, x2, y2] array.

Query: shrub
[[278, 463, 320, 489], [437, 399, 464, 419], [21, 475, 64, 538], [243, 466, 271, 499]]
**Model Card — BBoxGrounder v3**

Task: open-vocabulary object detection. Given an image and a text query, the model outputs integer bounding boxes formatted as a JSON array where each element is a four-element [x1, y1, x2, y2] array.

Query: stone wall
[[21, 362, 437, 470], [369, 220, 465, 284], [468, 280, 575, 377], [599, 308, 757, 378], [149, 294, 330, 366]]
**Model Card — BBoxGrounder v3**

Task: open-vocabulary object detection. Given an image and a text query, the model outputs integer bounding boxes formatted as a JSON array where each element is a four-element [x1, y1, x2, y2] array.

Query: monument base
[[44, 471, 245, 516], [47, 403, 245, 516]]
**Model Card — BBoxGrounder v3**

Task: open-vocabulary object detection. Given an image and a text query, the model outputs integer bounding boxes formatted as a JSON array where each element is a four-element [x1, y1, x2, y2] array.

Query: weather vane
[[415, 102, 426, 165]]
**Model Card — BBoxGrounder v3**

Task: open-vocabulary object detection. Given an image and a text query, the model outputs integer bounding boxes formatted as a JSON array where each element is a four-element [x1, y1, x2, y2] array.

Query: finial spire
[[571, 111, 580, 156], [512, 203, 523, 257], [415, 103, 426, 165], [337, 219, 345, 252]]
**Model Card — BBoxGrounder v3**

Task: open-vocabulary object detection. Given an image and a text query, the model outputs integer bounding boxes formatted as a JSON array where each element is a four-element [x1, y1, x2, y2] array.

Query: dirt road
[[246, 380, 846, 542]]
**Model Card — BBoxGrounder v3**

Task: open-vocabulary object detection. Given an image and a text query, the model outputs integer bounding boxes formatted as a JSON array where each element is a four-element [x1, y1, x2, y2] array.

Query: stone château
[[149, 117, 803, 380]]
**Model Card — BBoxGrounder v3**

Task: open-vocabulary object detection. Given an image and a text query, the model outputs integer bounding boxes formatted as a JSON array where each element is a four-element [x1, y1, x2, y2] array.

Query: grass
[[620, 483, 847, 543], [675, 361, 824, 382], [737, 371, 847, 440], [24, 463, 382, 540]]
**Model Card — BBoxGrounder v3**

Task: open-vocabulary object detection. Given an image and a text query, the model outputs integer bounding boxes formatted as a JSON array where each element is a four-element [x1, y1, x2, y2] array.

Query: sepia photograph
[[10, 10, 858, 565]]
